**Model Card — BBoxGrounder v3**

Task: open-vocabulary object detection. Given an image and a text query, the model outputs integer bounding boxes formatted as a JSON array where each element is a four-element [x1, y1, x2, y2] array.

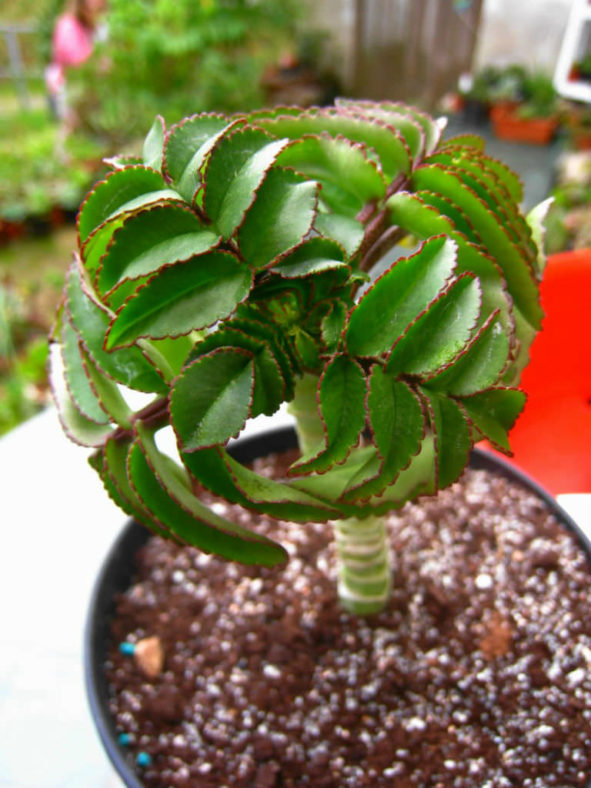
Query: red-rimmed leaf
[[425, 152, 536, 260], [461, 387, 526, 454], [164, 114, 237, 202], [336, 98, 428, 159], [65, 263, 168, 393], [275, 135, 387, 217], [290, 355, 366, 474], [60, 311, 110, 425], [439, 133, 486, 152], [143, 116, 165, 171], [228, 313, 297, 400], [314, 212, 365, 257], [81, 218, 125, 276], [385, 274, 481, 377], [321, 299, 348, 354], [341, 370, 425, 500], [421, 389, 472, 489], [48, 341, 113, 447], [97, 203, 221, 294], [182, 446, 343, 523], [129, 424, 287, 566], [272, 238, 347, 278], [416, 190, 481, 243], [105, 252, 252, 350], [170, 347, 254, 451], [386, 192, 515, 347], [411, 164, 542, 329], [346, 235, 457, 358], [203, 127, 289, 238], [99, 436, 170, 537], [77, 166, 181, 243], [238, 168, 319, 269], [424, 312, 510, 396], [527, 198, 553, 276], [187, 325, 287, 416], [387, 190, 455, 238], [253, 106, 412, 178]]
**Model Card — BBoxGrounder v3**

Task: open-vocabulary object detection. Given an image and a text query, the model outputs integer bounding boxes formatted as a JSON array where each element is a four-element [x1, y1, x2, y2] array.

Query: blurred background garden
[[1, 0, 590, 436]]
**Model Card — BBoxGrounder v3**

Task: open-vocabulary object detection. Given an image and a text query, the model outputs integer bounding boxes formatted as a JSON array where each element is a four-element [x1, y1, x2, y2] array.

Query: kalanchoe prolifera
[[50, 101, 549, 614]]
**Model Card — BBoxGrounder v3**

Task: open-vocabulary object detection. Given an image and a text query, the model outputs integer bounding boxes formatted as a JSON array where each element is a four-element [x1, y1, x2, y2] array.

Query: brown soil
[[105, 456, 591, 787]]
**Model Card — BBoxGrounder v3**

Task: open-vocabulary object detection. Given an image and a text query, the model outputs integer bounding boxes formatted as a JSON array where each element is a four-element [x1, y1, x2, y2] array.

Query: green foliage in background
[[72, 0, 302, 146]]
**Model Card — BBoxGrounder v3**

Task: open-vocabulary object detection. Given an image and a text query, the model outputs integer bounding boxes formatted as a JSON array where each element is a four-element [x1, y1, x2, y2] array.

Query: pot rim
[[84, 425, 591, 787]]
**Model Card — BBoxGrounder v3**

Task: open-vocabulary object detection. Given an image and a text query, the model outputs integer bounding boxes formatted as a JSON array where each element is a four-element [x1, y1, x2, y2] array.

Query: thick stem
[[288, 374, 392, 615], [333, 515, 392, 615], [287, 373, 324, 457]]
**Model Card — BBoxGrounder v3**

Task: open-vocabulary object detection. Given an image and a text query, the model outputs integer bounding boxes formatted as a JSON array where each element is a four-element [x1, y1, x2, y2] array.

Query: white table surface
[[0, 406, 589, 788]]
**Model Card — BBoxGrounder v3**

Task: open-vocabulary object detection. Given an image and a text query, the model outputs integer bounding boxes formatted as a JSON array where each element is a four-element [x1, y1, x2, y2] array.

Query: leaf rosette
[[50, 104, 546, 565]]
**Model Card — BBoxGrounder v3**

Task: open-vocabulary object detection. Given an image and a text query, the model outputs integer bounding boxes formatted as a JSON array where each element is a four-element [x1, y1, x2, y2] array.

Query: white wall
[[474, 0, 575, 73]]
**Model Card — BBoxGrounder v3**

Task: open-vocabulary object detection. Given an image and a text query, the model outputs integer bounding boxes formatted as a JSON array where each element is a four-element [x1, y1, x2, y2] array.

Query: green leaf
[[276, 135, 387, 216], [77, 166, 181, 243], [387, 191, 455, 238], [203, 127, 289, 238], [238, 168, 318, 268], [105, 252, 252, 349], [321, 299, 347, 353], [143, 116, 165, 171], [81, 219, 125, 277], [65, 264, 168, 393], [97, 203, 221, 294], [424, 312, 510, 396], [386, 274, 481, 377], [60, 312, 110, 424], [230, 311, 297, 399], [130, 424, 287, 566], [254, 107, 412, 178], [149, 334, 194, 377], [182, 446, 342, 522], [272, 238, 347, 278], [439, 133, 486, 152], [461, 388, 526, 453], [187, 325, 287, 416], [314, 212, 365, 257], [386, 193, 515, 347], [365, 432, 436, 508], [411, 164, 542, 329], [164, 114, 236, 202], [170, 347, 254, 450], [336, 98, 427, 159], [100, 436, 169, 536], [293, 328, 320, 370], [342, 370, 425, 500], [80, 345, 132, 428], [526, 197, 553, 276], [346, 236, 457, 357], [290, 355, 366, 474], [49, 341, 113, 447], [422, 390, 472, 489]]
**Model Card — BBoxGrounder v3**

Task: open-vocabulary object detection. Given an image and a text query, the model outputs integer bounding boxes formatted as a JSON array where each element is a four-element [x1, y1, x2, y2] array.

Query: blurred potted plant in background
[[490, 66, 559, 144]]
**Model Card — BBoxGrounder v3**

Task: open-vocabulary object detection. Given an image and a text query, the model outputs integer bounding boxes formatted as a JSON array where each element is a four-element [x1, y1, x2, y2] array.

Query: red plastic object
[[481, 249, 591, 494]]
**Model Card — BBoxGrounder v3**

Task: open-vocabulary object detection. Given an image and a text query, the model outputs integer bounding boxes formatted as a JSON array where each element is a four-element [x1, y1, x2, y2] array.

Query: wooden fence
[[352, 0, 483, 108]]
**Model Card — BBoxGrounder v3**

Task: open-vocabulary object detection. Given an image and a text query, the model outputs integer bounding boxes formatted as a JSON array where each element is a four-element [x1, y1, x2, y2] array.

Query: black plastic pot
[[85, 426, 591, 787]]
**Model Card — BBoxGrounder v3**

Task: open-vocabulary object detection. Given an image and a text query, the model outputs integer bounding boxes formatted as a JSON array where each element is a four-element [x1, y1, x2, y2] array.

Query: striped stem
[[333, 515, 392, 615]]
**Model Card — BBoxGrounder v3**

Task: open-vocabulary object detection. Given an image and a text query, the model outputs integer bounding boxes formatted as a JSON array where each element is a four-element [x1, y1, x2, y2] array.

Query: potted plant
[[490, 68, 559, 145], [49, 101, 591, 785]]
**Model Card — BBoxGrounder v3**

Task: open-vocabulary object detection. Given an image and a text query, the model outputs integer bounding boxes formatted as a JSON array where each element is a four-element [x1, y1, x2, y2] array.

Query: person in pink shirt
[[45, 0, 107, 126]]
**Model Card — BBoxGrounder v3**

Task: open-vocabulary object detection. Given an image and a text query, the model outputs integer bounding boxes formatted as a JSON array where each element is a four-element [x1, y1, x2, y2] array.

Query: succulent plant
[[50, 101, 548, 614]]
